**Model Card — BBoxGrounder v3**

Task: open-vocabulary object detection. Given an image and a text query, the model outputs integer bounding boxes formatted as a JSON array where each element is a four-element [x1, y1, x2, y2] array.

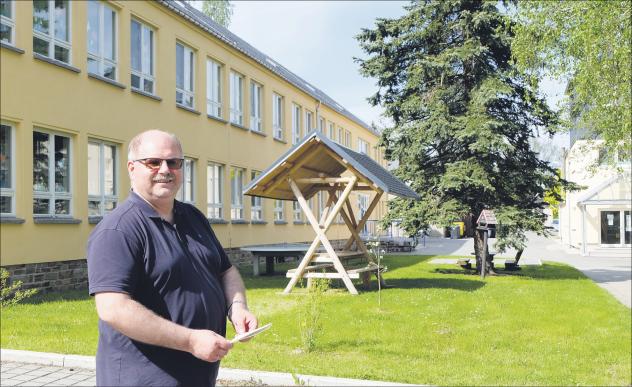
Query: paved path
[[0, 349, 417, 387], [411, 233, 631, 308]]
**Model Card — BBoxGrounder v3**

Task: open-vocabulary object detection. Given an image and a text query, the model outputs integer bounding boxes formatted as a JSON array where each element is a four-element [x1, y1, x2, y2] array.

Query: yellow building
[[0, 0, 387, 291]]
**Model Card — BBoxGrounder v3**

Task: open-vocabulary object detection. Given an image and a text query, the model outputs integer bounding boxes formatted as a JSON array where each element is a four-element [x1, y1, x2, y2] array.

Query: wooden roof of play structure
[[477, 209, 497, 225], [244, 131, 420, 202], [244, 131, 419, 295]]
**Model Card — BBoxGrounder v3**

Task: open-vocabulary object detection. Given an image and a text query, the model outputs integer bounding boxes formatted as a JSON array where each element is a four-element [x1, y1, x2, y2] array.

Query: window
[[250, 81, 262, 132], [358, 193, 369, 235], [305, 110, 313, 133], [131, 19, 154, 94], [229, 71, 244, 125], [230, 167, 244, 220], [0, 0, 15, 45], [317, 191, 325, 220], [319, 117, 325, 133], [33, 0, 71, 63], [33, 130, 72, 216], [206, 59, 222, 118], [0, 123, 15, 215], [176, 42, 195, 108], [337, 127, 343, 145], [87, 1, 117, 80], [328, 122, 335, 140], [87, 140, 117, 216], [207, 162, 223, 219], [250, 171, 263, 221], [292, 103, 301, 144], [358, 138, 369, 155], [293, 201, 301, 222], [601, 210, 631, 246], [274, 199, 284, 221], [345, 130, 352, 147], [272, 93, 284, 140], [176, 157, 194, 204]]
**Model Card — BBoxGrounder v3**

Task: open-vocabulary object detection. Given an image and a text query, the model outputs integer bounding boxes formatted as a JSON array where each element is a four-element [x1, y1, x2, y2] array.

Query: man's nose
[[157, 160, 171, 173]]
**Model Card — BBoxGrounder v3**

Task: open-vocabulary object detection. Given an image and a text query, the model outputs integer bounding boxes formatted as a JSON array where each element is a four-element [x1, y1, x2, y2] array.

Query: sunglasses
[[133, 158, 184, 170]]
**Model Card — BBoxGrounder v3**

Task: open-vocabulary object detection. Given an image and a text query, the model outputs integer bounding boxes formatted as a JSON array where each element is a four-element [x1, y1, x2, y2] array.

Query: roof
[[477, 209, 497, 225], [159, 0, 378, 136], [577, 172, 631, 205], [244, 131, 420, 201]]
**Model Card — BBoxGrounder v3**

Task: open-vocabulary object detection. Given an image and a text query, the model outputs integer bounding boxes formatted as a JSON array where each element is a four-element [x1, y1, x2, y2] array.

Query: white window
[[206, 59, 222, 118], [207, 162, 223, 219], [319, 117, 325, 133], [358, 193, 369, 235], [250, 81, 262, 132], [292, 103, 301, 144], [338, 127, 343, 144], [358, 138, 369, 155], [131, 19, 154, 94], [293, 201, 301, 222], [317, 191, 325, 220], [0, 123, 15, 215], [250, 171, 263, 221], [272, 93, 284, 140], [229, 71, 244, 125], [33, 130, 72, 216], [328, 122, 335, 140], [274, 199, 284, 221], [33, 0, 71, 63], [87, 140, 117, 217], [305, 110, 313, 133], [230, 167, 244, 220], [87, 1, 117, 80], [345, 130, 352, 147], [0, 0, 15, 45], [176, 42, 195, 108], [176, 158, 195, 204]]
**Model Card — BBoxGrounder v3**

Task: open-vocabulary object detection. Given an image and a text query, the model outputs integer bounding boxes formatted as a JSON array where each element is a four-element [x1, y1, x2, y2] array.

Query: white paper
[[607, 214, 614, 226], [626, 215, 631, 231]]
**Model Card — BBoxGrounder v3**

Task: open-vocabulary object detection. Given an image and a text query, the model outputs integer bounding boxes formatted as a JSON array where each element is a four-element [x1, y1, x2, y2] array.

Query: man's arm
[[95, 292, 232, 362], [221, 266, 258, 335]]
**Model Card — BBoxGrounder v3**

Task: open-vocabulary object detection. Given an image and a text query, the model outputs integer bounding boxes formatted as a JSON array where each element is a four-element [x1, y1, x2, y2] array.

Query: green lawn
[[2, 255, 630, 386]]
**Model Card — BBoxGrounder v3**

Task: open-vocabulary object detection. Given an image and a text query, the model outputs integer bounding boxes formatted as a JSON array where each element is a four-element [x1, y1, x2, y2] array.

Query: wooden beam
[[262, 142, 320, 194], [343, 190, 384, 251], [295, 177, 353, 184]]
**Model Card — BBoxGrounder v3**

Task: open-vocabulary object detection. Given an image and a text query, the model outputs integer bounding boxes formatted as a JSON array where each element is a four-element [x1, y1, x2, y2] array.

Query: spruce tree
[[356, 0, 575, 274]]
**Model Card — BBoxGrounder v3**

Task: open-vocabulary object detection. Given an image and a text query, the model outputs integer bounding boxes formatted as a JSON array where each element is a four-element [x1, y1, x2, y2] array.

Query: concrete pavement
[[411, 232, 631, 308]]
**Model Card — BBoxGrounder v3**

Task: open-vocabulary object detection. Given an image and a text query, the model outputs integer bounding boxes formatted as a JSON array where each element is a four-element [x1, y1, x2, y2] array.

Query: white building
[[559, 137, 631, 256]]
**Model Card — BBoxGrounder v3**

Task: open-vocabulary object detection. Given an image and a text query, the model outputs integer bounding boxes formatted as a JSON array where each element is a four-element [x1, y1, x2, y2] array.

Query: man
[[87, 130, 257, 386]]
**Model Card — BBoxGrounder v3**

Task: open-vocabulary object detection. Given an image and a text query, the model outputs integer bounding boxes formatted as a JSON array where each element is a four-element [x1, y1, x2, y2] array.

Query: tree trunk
[[465, 214, 475, 238], [514, 249, 523, 265], [474, 227, 485, 275]]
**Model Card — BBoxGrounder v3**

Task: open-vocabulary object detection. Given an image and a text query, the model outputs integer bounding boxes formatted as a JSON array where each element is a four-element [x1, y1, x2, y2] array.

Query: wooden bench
[[504, 259, 520, 271], [457, 258, 472, 270]]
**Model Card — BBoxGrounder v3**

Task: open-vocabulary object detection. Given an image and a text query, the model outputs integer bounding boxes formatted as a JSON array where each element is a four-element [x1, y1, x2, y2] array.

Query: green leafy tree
[[512, 1, 631, 163], [192, 0, 234, 28], [356, 0, 577, 274]]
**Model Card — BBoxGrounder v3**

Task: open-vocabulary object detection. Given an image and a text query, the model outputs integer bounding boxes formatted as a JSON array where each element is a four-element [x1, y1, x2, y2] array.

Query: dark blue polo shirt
[[87, 191, 232, 387]]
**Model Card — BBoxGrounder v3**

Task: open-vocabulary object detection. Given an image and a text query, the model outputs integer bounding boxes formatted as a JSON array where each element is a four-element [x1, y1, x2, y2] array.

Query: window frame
[[230, 166, 245, 220], [176, 157, 195, 204], [87, 139, 118, 217], [0, 0, 16, 45], [328, 122, 335, 140], [250, 170, 263, 221], [272, 93, 284, 140], [207, 162, 224, 219], [250, 81, 263, 132], [292, 103, 301, 144], [345, 130, 352, 147], [337, 127, 343, 145], [130, 18, 155, 94], [319, 117, 325, 133], [0, 122, 16, 216], [274, 199, 284, 221], [32, 129, 73, 217], [87, 0, 117, 80], [32, 0, 72, 64], [229, 71, 244, 125], [358, 138, 369, 155], [304, 110, 313, 133], [175, 41, 195, 108], [206, 58, 222, 119], [293, 201, 302, 222]]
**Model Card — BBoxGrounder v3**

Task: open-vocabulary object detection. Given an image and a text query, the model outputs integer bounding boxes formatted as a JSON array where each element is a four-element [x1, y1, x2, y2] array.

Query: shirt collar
[[128, 190, 174, 219]]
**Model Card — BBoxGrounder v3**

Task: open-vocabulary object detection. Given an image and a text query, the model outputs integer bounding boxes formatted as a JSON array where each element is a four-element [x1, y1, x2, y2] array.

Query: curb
[[0, 349, 420, 386]]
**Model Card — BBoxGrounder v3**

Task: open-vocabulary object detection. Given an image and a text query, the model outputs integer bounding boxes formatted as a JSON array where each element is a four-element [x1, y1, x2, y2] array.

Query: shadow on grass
[[431, 263, 589, 281], [21, 289, 91, 305]]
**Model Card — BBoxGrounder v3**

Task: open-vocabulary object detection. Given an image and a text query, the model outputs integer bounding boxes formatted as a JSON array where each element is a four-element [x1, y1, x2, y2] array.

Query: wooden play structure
[[244, 131, 419, 295]]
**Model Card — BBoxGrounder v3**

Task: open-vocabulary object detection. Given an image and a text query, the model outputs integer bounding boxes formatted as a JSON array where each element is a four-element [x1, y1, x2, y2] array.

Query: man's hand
[[188, 329, 233, 363], [229, 303, 258, 340]]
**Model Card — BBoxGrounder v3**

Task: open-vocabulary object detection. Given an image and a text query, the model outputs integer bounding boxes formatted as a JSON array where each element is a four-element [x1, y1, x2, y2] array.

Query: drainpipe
[[315, 100, 322, 132]]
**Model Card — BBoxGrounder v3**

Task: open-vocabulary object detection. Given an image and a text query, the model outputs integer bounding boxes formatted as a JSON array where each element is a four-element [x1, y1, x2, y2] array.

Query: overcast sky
[[209, 1, 569, 152]]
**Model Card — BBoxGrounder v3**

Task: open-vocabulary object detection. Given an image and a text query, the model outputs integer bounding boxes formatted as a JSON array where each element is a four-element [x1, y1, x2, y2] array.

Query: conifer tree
[[356, 0, 575, 273]]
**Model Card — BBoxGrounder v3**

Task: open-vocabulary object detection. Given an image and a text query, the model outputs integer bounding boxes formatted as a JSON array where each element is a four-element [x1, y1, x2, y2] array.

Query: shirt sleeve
[[87, 228, 142, 296]]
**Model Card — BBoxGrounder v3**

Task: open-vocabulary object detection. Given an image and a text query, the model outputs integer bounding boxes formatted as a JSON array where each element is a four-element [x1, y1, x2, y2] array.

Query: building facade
[[559, 138, 631, 256], [0, 0, 387, 290]]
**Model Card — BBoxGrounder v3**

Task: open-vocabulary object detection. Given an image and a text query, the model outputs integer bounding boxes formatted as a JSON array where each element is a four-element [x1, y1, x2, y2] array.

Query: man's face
[[127, 133, 184, 204]]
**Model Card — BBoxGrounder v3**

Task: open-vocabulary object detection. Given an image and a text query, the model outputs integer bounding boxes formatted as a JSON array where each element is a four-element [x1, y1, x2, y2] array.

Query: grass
[[1, 255, 630, 386]]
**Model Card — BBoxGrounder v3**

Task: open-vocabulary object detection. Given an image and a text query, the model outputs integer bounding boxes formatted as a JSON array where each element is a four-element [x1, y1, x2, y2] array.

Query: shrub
[[1, 268, 38, 308]]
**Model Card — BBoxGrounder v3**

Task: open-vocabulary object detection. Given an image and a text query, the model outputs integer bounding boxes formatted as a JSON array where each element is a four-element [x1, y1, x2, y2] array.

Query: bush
[[298, 278, 329, 352], [1, 268, 38, 308]]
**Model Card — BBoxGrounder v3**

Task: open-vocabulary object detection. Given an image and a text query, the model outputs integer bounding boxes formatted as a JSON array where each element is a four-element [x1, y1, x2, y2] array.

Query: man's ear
[[127, 160, 135, 177]]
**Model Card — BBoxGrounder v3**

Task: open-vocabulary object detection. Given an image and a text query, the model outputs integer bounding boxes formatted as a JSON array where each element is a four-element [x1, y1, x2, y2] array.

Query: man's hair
[[127, 130, 183, 161]]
